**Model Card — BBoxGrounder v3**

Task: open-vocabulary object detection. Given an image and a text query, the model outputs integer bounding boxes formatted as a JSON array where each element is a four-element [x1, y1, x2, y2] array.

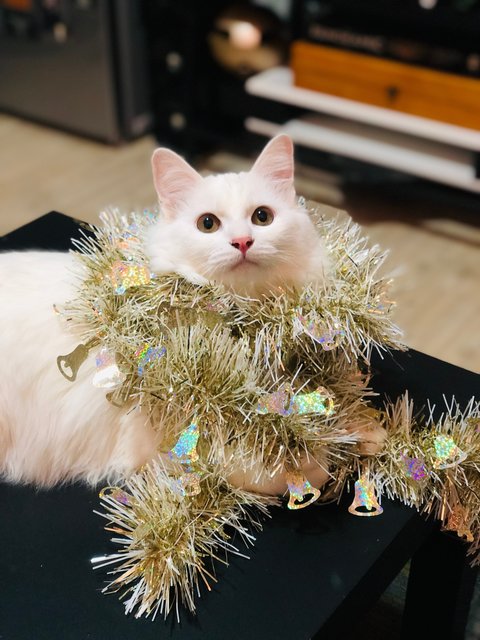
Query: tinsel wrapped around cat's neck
[[64, 202, 404, 367]]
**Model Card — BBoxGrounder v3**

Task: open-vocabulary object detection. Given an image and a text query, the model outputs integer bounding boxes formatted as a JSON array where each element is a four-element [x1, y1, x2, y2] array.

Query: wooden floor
[[1, 113, 479, 373]]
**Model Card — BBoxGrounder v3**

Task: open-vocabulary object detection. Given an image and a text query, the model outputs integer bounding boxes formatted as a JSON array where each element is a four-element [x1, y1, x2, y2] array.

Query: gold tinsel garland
[[57, 205, 480, 619]]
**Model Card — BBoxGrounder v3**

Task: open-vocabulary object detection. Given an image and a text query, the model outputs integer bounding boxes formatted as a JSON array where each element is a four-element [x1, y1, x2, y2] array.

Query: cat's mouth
[[231, 257, 258, 271]]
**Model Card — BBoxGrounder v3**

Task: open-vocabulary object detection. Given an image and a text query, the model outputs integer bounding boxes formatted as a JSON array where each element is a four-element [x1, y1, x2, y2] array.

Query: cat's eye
[[252, 206, 274, 226], [197, 213, 221, 233]]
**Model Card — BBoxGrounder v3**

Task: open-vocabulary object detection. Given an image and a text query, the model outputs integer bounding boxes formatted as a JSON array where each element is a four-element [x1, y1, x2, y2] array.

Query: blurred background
[[0, 1, 479, 637], [0, 0, 479, 377]]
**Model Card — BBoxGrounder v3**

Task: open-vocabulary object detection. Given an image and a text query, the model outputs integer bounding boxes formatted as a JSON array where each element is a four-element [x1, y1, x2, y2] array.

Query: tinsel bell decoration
[[348, 475, 383, 517], [286, 470, 321, 510]]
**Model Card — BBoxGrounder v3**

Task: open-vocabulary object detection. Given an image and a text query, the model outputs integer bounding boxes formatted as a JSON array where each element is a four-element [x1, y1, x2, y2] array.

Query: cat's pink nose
[[231, 237, 254, 256]]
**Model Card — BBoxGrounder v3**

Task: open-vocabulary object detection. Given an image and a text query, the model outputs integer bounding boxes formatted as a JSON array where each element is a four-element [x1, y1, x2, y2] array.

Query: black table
[[0, 213, 478, 640]]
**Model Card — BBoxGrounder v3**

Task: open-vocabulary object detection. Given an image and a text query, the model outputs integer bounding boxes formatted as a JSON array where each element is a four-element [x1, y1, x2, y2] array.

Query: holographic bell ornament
[[168, 422, 202, 497], [348, 475, 383, 517], [92, 347, 126, 389], [169, 422, 200, 465], [286, 470, 321, 510]]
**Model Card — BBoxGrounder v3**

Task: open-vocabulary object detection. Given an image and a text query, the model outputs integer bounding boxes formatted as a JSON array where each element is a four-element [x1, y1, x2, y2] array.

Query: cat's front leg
[[345, 420, 387, 456], [0, 419, 12, 476]]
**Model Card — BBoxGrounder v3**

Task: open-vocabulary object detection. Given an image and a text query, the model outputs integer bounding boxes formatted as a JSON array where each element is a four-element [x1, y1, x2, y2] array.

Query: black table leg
[[402, 528, 478, 640]]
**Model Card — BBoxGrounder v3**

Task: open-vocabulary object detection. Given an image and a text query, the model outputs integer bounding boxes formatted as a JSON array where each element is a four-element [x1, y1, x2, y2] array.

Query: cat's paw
[[226, 454, 330, 496], [346, 419, 387, 456], [178, 268, 210, 287]]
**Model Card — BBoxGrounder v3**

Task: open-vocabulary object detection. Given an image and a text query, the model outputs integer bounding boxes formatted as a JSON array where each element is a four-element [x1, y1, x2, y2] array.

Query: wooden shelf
[[245, 67, 480, 192], [291, 41, 480, 132]]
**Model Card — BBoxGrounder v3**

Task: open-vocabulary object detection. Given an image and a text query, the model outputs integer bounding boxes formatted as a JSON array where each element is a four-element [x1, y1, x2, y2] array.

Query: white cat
[[147, 134, 329, 297], [0, 135, 330, 489]]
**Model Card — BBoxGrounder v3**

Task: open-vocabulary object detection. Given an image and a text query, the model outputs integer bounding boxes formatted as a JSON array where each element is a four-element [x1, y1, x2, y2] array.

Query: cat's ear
[[151, 148, 202, 216], [250, 134, 295, 198]]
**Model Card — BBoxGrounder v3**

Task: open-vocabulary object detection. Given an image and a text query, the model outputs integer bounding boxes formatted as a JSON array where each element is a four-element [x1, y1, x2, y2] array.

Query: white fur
[[146, 135, 329, 296], [0, 251, 156, 486], [0, 136, 329, 488]]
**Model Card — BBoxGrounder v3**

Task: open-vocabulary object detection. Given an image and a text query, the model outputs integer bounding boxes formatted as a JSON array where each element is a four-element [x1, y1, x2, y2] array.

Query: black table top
[[0, 213, 478, 640]]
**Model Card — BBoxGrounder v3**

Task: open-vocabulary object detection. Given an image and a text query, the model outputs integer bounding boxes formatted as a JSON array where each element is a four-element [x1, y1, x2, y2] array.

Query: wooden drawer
[[291, 40, 480, 131]]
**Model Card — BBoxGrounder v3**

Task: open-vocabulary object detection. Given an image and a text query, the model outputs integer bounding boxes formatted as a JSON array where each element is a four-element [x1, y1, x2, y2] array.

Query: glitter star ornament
[[92, 347, 126, 389], [256, 384, 335, 417], [292, 387, 335, 416], [110, 260, 150, 295], [294, 310, 345, 350], [443, 504, 474, 542], [432, 434, 467, 469], [99, 486, 132, 506], [256, 384, 293, 416], [348, 475, 383, 517], [286, 470, 321, 509], [135, 343, 167, 376], [171, 472, 202, 497], [117, 222, 141, 251], [402, 454, 428, 481]]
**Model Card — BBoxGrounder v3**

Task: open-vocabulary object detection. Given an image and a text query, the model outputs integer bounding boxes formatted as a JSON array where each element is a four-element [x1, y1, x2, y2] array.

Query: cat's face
[[148, 135, 317, 295]]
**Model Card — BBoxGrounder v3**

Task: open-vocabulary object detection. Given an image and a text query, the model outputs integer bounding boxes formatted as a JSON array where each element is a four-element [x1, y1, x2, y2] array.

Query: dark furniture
[[0, 213, 478, 640]]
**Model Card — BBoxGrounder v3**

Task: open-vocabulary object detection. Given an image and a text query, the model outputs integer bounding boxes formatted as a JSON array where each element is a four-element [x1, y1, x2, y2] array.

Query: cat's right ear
[[250, 134, 296, 200], [151, 148, 202, 216]]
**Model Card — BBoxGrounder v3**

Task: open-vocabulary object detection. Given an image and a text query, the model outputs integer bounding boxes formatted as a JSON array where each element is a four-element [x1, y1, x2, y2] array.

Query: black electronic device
[[295, 0, 480, 77], [0, 0, 152, 142]]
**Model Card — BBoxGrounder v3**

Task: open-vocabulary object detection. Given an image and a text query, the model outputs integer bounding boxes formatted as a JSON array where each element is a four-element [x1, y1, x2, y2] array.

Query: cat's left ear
[[250, 134, 295, 199]]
